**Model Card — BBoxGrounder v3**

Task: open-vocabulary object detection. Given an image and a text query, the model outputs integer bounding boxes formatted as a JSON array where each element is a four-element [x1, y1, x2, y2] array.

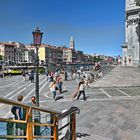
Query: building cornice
[[126, 7, 140, 14], [122, 43, 128, 48]]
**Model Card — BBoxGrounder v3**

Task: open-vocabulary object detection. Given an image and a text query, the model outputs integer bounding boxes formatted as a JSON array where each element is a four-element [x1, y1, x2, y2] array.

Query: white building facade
[[122, 0, 140, 65]]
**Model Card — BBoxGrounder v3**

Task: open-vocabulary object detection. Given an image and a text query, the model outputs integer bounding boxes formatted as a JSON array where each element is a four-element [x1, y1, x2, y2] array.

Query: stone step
[[91, 66, 140, 87], [77, 134, 112, 140]]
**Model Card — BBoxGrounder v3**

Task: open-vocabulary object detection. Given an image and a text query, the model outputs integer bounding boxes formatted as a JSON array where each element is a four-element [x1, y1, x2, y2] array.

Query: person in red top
[[56, 75, 63, 94]]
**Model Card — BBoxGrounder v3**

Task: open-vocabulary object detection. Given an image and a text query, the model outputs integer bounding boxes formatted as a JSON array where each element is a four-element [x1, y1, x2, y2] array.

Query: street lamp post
[[32, 27, 43, 107]]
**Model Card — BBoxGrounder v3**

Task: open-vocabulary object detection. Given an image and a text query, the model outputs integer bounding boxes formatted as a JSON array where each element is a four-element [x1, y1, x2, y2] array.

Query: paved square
[[1, 67, 140, 139]]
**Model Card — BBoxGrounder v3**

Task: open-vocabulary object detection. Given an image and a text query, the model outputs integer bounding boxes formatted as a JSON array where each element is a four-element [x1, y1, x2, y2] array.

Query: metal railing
[[0, 98, 80, 140]]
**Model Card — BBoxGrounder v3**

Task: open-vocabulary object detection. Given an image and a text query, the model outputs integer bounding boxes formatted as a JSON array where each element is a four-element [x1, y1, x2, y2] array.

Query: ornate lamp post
[[32, 27, 43, 107]]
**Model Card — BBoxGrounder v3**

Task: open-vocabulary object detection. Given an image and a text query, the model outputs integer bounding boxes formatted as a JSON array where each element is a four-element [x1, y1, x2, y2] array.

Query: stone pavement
[[1, 66, 140, 139], [91, 66, 140, 87], [43, 94, 140, 140]]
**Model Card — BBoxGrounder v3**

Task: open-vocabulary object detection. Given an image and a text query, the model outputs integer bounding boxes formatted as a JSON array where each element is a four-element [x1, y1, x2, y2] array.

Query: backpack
[[11, 106, 16, 115]]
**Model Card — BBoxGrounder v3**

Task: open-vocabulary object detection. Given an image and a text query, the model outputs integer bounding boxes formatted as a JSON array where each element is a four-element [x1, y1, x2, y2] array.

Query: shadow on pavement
[[55, 96, 64, 101], [76, 132, 90, 138], [62, 90, 68, 93], [85, 96, 90, 100]]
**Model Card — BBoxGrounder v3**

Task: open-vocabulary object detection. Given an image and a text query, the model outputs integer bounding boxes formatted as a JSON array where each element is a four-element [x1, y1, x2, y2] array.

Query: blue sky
[[0, 0, 125, 56]]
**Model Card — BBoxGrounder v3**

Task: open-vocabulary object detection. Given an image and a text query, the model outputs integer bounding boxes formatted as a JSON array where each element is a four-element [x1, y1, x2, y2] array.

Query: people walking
[[64, 71, 68, 81], [54, 71, 58, 81], [124, 56, 127, 66], [28, 96, 41, 135], [50, 72, 54, 82], [48, 72, 51, 82], [77, 69, 81, 79], [49, 81, 57, 100], [72, 72, 76, 80], [46, 70, 49, 81], [29, 70, 34, 83], [98, 70, 103, 79], [77, 80, 86, 101], [56, 75, 63, 94], [22, 71, 26, 80], [84, 77, 91, 88], [8, 68, 12, 77], [11, 95, 25, 135]]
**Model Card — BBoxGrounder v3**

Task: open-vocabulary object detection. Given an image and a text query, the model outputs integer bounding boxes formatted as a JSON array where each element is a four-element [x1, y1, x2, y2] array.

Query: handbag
[[72, 90, 79, 98]]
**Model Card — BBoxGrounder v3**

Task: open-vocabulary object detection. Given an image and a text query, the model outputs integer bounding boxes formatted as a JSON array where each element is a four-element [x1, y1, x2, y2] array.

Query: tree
[[93, 56, 103, 63], [135, 0, 140, 6]]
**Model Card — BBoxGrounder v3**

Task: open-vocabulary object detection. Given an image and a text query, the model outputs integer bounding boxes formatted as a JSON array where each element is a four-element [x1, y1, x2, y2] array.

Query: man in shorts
[[14, 95, 26, 135]]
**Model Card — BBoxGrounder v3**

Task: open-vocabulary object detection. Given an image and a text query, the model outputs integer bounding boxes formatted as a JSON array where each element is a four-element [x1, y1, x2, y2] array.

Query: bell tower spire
[[69, 36, 75, 50]]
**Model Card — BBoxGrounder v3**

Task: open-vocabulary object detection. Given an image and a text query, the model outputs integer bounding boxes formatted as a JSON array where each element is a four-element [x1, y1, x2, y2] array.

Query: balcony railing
[[0, 97, 80, 140]]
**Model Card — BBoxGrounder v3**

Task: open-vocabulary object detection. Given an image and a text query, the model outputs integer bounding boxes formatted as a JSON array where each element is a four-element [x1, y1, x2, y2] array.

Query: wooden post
[[26, 108, 33, 140], [53, 116, 58, 140], [50, 114, 54, 140], [70, 113, 76, 140]]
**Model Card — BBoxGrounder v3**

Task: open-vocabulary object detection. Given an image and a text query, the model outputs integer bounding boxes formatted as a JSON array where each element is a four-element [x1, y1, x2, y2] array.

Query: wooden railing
[[0, 98, 80, 140]]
